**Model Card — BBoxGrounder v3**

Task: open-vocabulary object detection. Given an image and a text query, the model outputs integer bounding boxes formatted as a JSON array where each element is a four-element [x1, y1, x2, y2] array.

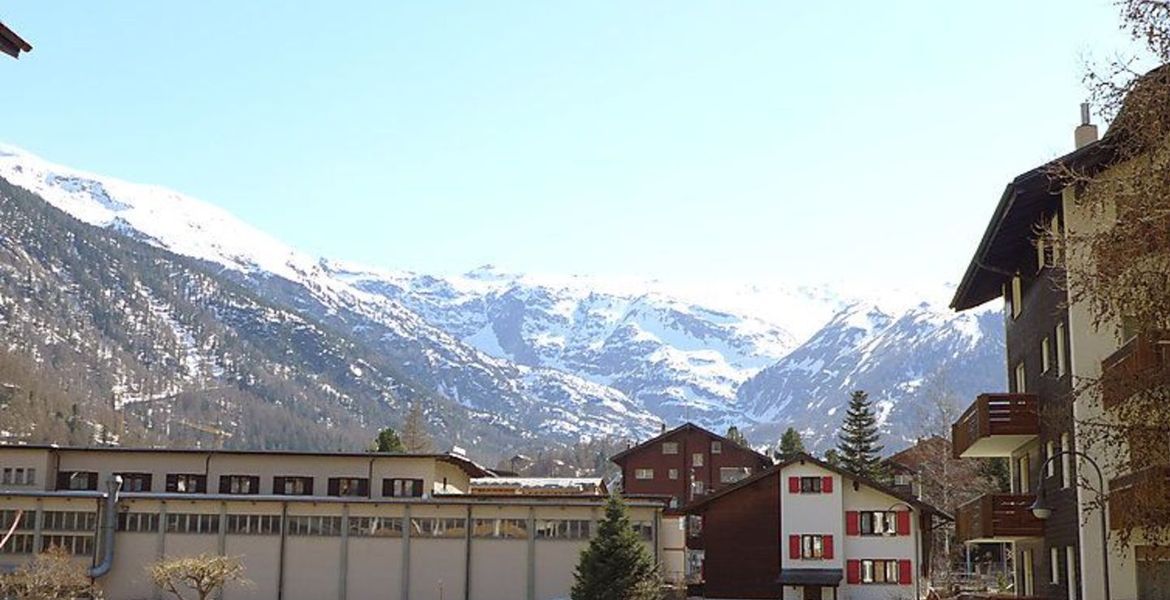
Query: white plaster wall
[[779, 462, 843, 571]]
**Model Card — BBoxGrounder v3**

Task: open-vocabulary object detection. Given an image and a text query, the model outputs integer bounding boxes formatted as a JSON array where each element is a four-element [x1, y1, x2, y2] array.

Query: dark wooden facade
[[691, 467, 784, 599]]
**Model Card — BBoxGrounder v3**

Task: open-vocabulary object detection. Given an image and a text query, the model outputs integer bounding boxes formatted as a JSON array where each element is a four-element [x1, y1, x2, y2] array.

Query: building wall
[[696, 471, 782, 599]]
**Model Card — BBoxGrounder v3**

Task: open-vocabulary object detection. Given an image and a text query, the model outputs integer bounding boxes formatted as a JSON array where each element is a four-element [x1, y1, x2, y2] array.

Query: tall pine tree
[[571, 495, 660, 600], [835, 390, 886, 480]]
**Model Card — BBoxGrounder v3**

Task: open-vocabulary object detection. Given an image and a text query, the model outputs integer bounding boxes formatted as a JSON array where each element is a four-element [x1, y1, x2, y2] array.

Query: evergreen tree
[[401, 403, 434, 453], [776, 427, 806, 461], [835, 390, 886, 479], [371, 427, 405, 453], [823, 448, 842, 467], [571, 495, 661, 600], [724, 425, 749, 447]]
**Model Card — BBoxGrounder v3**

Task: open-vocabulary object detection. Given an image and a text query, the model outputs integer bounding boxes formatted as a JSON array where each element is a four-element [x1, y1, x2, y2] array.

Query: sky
[[0, 2, 1131, 289]]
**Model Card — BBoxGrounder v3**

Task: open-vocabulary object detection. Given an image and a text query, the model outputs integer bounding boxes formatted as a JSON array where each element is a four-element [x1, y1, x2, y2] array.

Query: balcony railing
[[955, 494, 1044, 542], [1101, 332, 1170, 410], [951, 394, 1040, 459], [1108, 466, 1170, 531]]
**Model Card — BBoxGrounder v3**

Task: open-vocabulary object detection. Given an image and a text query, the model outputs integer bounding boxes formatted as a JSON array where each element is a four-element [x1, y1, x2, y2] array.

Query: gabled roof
[[609, 422, 771, 465], [681, 452, 951, 520], [0, 21, 32, 59]]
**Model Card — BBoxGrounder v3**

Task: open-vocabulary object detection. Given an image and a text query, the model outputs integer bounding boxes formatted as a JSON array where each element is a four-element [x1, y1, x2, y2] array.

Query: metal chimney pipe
[[1075, 103, 1099, 149], [89, 475, 123, 578]]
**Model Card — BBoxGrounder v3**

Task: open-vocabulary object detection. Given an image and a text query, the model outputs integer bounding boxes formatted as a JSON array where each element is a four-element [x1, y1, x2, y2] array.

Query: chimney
[[1075, 102, 1099, 149]]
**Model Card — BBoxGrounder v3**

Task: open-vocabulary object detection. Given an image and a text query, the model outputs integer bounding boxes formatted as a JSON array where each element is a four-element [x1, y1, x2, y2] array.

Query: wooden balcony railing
[[1101, 332, 1170, 410], [955, 494, 1044, 542], [1108, 466, 1170, 531], [951, 394, 1040, 459]]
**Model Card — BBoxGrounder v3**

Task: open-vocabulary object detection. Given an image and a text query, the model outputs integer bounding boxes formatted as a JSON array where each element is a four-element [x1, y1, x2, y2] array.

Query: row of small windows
[[0, 534, 93, 556], [0, 467, 35, 486], [0, 510, 101, 533], [1012, 323, 1069, 395], [634, 467, 752, 484], [52, 472, 425, 498], [662, 441, 723, 456]]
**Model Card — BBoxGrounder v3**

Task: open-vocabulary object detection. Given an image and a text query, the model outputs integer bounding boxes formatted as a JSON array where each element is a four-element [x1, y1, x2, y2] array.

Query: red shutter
[[788, 477, 800, 493], [846, 559, 860, 584], [846, 511, 860, 536], [899, 559, 912, 584], [821, 476, 833, 493], [823, 535, 834, 559], [896, 510, 911, 535], [789, 535, 801, 559]]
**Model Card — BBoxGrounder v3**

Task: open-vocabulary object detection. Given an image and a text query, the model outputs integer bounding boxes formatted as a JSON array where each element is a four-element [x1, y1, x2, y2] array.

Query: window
[[1022, 550, 1035, 596], [634, 468, 654, 480], [165, 513, 219, 534], [226, 514, 282, 535], [117, 512, 160, 533], [534, 519, 590, 540], [117, 472, 152, 492], [1056, 323, 1067, 376], [43, 511, 97, 532], [1014, 362, 1026, 394], [1042, 337, 1052, 373], [894, 473, 913, 487], [662, 442, 679, 455], [686, 515, 703, 538], [472, 518, 528, 539], [1061, 433, 1071, 488], [859, 511, 898, 536], [410, 517, 466, 538], [1018, 454, 1031, 494], [1066, 547, 1078, 600], [719, 467, 752, 484], [166, 473, 207, 494], [349, 516, 402, 537], [690, 480, 705, 499], [1051, 546, 1061, 584], [384, 478, 424, 497], [57, 471, 98, 491], [0, 534, 34, 554], [1011, 276, 1023, 319], [287, 516, 341, 536], [668, 468, 678, 480], [219, 475, 260, 495], [631, 521, 654, 541], [41, 535, 93, 555], [801, 534, 827, 559], [2, 467, 35, 486], [1046, 442, 1057, 477], [692, 453, 704, 467], [274, 476, 313, 496], [328, 477, 368, 497], [860, 559, 901, 584], [800, 476, 822, 493], [711, 441, 722, 454]]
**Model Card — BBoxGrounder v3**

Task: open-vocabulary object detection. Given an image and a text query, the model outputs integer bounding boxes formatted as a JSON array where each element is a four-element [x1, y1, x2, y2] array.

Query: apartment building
[[951, 94, 1170, 599], [0, 445, 675, 600], [683, 453, 945, 600]]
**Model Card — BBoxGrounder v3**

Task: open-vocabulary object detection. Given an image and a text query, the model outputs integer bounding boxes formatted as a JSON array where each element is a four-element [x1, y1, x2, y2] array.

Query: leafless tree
[[149, 554, 249, 600], [0, 546, 103, 600]]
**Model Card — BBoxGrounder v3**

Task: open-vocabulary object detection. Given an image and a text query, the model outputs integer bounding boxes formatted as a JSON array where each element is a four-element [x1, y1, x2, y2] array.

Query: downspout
[[89, 474, 123, 578], [367, 457, 377, 500]]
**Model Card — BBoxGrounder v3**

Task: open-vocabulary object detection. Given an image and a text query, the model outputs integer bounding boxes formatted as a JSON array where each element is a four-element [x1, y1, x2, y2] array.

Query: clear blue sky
[[0, 2, 1127, 287]]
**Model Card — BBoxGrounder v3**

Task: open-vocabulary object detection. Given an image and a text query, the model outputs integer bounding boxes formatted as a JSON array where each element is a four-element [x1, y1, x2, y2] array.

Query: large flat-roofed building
[[0, 445, 675, 600]]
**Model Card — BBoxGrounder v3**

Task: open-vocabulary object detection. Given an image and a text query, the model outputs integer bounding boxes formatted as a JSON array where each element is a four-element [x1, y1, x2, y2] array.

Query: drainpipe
[[89, 474, 124, 578]]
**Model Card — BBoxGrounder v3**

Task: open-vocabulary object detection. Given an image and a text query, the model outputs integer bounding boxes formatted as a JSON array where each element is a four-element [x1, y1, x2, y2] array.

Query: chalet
[[0, 20, 31, 59], [683, 452, 946, 600], [950, 82, 1170, 599]]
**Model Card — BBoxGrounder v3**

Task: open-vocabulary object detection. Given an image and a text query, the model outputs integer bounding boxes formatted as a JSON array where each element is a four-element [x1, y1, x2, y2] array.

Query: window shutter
[[846, 511, 860, 536], [788, 477, 800, 493], [165, 474, 178, 493], [273, 477, 285, 495], [823, 535, 834, 559], [195, 476, 207, 494], [304, 478, 315, 496], [846, 560, 860, 584], [357, 478, 370, 497], [896, 511, 911, 535], [788, 535, 801, 559], [821, 476, 833, 493], [327, 478, 340, 497], [413, 479, 424, 497], [382, 479, 393, 497], [219, 476, 231, 494], [249, 476, 260, 494], [899, 559, 912, 584]]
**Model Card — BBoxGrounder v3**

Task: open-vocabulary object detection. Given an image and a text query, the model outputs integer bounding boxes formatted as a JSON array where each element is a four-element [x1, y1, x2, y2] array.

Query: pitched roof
[[609, 422, 771, 465], [0, 21, 32, 59], [681, 452, 951, 520]]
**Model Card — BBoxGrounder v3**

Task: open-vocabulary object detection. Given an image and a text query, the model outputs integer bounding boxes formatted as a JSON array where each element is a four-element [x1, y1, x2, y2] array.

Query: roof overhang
[[0, 21, 32, 59], [777, 568, 843, 586]]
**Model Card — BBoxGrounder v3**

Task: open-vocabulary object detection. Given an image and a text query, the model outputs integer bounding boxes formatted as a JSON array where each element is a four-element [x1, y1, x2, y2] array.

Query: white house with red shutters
[[684, 453, 947, 600]]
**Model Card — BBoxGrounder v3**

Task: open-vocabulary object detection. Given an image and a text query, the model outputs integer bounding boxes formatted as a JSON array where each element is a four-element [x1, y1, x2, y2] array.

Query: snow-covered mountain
[[0, 143, 1006, 455]]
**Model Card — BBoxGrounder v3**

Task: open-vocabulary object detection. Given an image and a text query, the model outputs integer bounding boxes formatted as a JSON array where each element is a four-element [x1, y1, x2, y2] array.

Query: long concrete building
[[0, 445, 678, 600]]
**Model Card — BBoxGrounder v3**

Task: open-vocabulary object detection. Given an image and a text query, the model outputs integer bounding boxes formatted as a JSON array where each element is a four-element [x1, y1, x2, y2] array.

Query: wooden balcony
[[951, 394, 1040, 459], [955, 494, 1044, 543], [1108, 466, 1170, 531], [1101, 332, 1170, 410]]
